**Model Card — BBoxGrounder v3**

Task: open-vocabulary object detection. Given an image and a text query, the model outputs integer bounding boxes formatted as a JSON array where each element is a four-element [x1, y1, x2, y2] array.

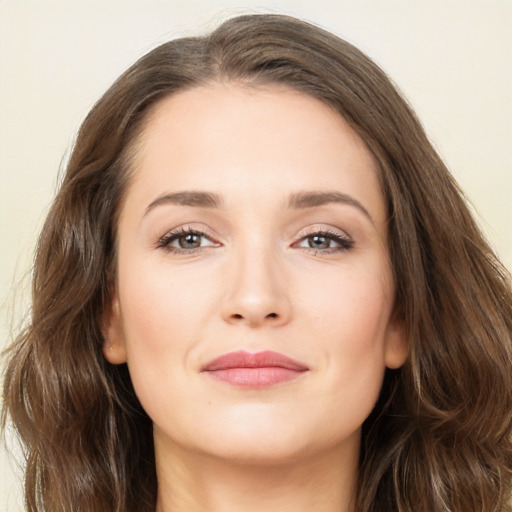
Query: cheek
[[116, 261, 219, 404], [302, 262, 392, 354], [299, 263, 392, 412], [119, 260, 217, 350]]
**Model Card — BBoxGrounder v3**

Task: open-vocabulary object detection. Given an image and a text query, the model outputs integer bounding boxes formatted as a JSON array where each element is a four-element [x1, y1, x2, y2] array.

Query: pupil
[[179, 233, 200, 248], [309, 235, 329, 249]]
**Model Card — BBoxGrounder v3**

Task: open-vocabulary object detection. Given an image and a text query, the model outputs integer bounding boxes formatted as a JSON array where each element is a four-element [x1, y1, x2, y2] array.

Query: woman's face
[[103, 84, 407, 464]]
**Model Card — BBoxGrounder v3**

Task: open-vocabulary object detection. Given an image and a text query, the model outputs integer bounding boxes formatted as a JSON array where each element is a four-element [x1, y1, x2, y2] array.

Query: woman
[[2, 13, 511, 512]]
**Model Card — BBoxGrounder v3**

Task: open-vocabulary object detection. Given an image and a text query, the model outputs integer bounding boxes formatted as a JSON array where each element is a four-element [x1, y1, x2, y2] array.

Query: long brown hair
[[2, 14, 511, 512]]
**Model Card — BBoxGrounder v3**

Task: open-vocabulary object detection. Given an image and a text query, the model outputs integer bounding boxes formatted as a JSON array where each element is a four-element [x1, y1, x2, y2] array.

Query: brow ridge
[[288, 191, 373, 223], [145, 191, 222, 214], [145, 189, 373, 224]]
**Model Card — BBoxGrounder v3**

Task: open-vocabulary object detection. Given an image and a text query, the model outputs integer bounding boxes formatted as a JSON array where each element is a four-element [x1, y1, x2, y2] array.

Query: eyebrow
[[145, 189, 373, 223], [145, 191, 222, 215], [288, 191, 374, 224]]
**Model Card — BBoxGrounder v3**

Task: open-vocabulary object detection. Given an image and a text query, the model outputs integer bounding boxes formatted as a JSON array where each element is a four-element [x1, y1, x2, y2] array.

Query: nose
[[220, 246, 292, 328]]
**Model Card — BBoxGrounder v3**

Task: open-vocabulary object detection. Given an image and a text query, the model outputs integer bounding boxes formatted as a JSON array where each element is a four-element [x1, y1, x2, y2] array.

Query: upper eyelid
[[161, 227, 219, 244], [155, 226, 207, 249], [294, 230, 354, 248], [157, 225, 352, 251], [295, 224, 352, 240], [159, 224, 350, 239], [161, 224, 217, 239]]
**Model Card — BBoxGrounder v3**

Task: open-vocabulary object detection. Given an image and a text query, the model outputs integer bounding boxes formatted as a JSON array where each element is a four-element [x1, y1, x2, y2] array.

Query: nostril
[[229, 312, 279, 322]]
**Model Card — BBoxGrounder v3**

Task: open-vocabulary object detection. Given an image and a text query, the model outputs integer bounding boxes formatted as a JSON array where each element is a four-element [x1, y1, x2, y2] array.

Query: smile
[[201, 350, 309, 388]]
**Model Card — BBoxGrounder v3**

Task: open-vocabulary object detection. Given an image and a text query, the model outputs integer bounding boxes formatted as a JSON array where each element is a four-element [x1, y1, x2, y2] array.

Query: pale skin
[[103, 83, 408, 512]]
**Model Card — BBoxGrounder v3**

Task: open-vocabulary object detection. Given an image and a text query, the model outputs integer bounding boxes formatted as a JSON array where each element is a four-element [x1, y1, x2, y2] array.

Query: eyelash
[[156, 227, 354, 255], [294, 229, 355, 254], [157, 226, 219, 254]]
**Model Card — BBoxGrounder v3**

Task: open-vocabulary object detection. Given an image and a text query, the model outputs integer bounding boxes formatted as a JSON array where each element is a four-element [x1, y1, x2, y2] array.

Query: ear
[[101, 292, 127, 365], [384, 315, 409, 369]]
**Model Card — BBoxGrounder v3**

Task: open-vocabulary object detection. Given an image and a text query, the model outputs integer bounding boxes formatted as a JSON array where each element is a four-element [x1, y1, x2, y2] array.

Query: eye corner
[[293, 227, 355, 254], [156, 225, 222, 254]]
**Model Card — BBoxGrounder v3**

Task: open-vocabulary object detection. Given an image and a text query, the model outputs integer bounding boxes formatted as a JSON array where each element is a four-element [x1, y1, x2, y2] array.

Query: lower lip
[[204, 367, 307, 387]]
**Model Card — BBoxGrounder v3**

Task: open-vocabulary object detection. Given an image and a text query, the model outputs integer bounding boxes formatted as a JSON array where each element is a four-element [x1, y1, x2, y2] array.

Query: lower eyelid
[[156, 226, 353, 253], [156, 226, 222, 252], [298, 240, 353, 252]]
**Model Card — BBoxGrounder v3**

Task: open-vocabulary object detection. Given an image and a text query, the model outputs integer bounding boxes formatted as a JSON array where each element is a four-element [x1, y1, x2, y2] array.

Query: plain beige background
[[1, 1, 511, 509]]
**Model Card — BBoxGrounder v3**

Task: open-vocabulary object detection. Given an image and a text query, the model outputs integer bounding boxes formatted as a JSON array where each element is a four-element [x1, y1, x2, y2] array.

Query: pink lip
[[201, 350, 309, 388]]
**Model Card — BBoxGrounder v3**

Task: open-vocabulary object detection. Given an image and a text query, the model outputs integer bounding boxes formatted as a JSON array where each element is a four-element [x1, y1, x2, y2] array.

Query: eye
[[157, 227, 219, 253], [295, 230, 354, 253]]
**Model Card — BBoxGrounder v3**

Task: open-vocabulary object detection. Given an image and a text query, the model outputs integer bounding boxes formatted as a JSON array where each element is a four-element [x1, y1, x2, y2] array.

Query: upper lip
[[201, 350, 309, 372]]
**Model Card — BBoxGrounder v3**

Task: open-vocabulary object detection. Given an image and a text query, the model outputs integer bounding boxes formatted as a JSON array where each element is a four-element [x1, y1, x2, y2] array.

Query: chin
[[199, 436, 316, 466], [182, 418, 360, 467]]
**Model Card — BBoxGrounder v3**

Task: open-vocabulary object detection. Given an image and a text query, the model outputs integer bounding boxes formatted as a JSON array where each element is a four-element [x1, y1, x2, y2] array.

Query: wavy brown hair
[[2, 13, 512, 512]]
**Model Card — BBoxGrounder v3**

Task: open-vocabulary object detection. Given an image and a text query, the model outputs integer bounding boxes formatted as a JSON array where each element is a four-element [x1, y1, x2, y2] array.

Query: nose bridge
[[221, 232, 291, 327]]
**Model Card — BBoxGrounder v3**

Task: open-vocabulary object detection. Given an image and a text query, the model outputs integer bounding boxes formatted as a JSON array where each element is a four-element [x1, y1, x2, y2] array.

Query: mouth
[[201, 350, 309, 388]]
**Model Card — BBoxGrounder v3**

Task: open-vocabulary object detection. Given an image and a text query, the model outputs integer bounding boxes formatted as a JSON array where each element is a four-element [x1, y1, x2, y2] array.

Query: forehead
[[125, 83, 386, 225]]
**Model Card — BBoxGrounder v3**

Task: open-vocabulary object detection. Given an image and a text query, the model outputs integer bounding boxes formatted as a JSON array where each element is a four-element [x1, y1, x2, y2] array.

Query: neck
[[154, 434, 359, 512]]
